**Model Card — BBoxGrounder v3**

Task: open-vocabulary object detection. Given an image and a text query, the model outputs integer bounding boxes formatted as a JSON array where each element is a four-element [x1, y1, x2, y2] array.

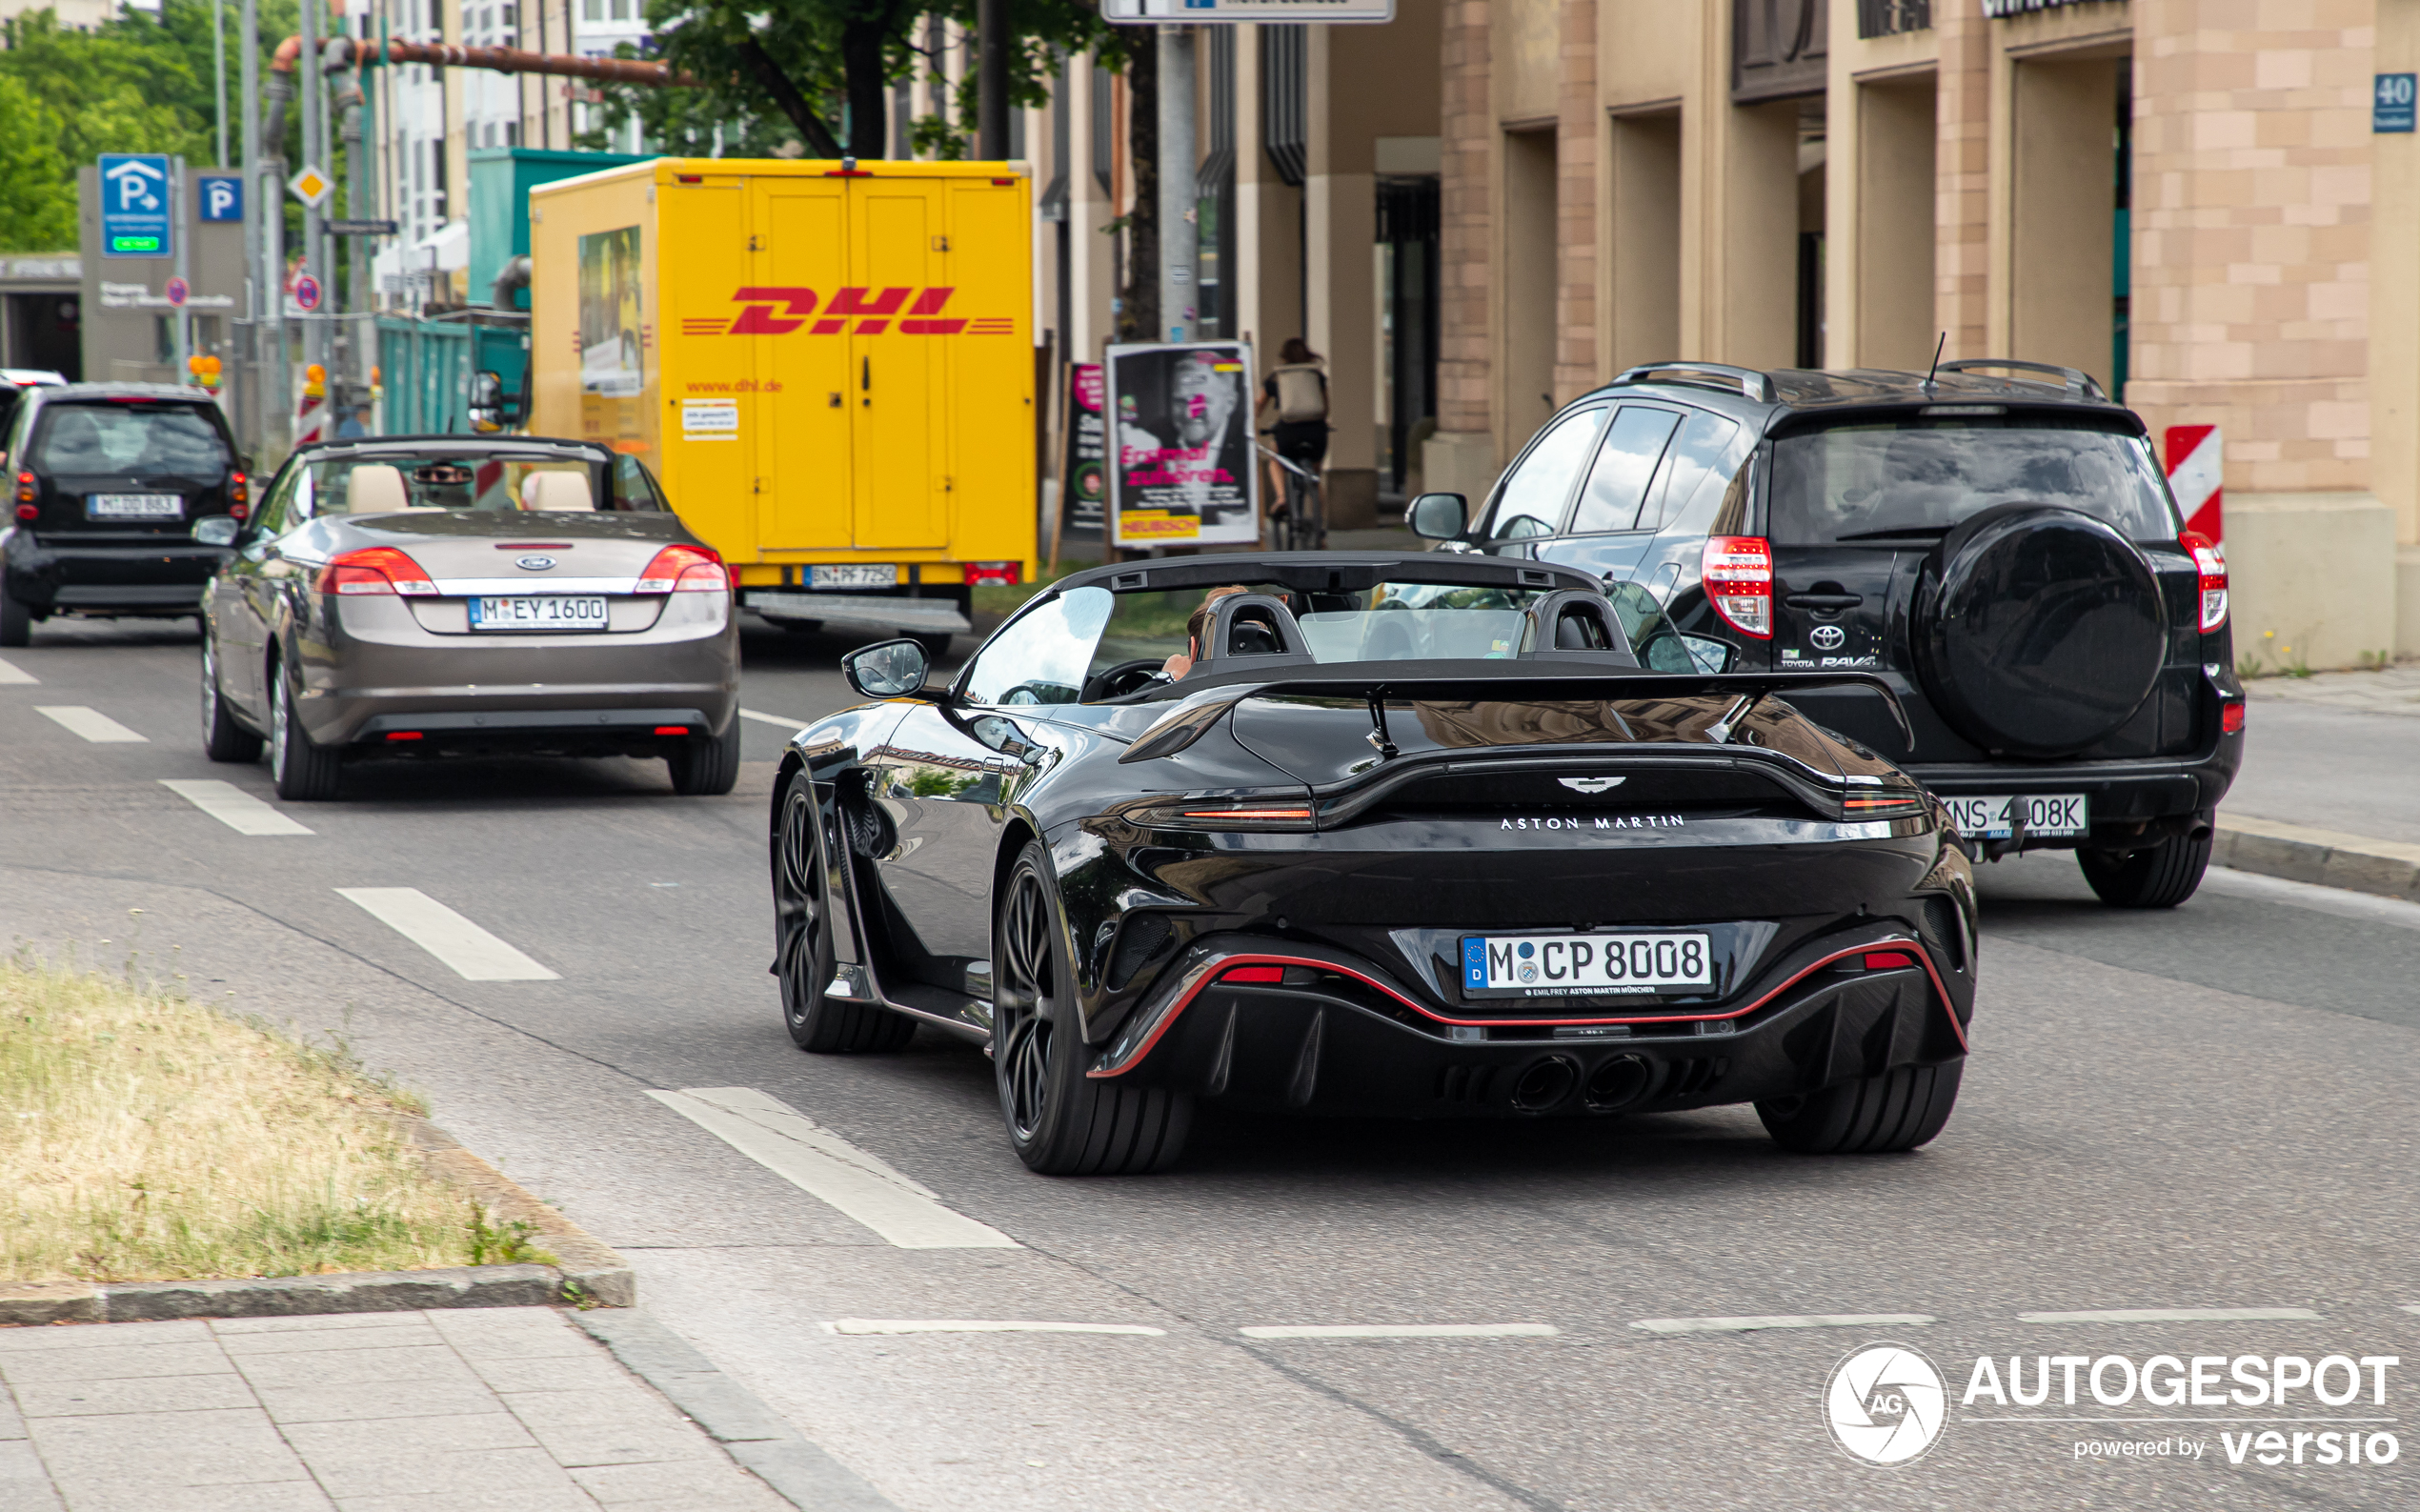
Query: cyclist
[[1260, 338, 1330, 475]]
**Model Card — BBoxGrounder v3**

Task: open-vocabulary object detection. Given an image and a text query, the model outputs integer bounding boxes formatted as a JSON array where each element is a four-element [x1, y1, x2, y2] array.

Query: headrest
[[521, 470, 595, 512], [347, 464, 413, 514]]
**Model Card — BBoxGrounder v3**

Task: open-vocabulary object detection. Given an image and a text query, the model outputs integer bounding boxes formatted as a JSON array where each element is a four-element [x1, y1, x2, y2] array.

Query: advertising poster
[[577, 226, 644, 397], [1106, 341, 1257, 546], [1062, 363, 1106, 534]]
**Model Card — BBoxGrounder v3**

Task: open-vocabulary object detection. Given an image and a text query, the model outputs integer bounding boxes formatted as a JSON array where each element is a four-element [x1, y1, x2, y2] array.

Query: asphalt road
[[3, 616, 2415, 1511]]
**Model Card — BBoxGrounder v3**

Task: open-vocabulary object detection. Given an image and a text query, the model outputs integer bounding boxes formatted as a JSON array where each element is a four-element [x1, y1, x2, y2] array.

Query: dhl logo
[[679, 288, 1015, 338]]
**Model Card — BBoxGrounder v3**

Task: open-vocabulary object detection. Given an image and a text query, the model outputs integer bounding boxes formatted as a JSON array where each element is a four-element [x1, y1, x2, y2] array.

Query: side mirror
[[1407, 492, 1468, 540], [193, 515, 240, 547], [468, 371, 507, 433], [842, 637, 931, 699]]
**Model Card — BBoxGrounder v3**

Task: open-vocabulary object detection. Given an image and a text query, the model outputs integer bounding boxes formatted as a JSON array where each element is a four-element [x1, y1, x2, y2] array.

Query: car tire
[[993, 840, 1192, 1175], [267, 660, 343, 801], [0, 575, 29, 649], [774, 771, 916, 1053], [199, 638, 263, 763], [2076, 828, 2212, 908], [1757, 1060, 1962, 1155], [666, 720, 741, 796]]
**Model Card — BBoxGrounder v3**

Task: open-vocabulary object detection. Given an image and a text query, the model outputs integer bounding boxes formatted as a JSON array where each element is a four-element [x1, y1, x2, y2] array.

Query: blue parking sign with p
[[198, 173, 242, 222], [99, 153, 173, 258]]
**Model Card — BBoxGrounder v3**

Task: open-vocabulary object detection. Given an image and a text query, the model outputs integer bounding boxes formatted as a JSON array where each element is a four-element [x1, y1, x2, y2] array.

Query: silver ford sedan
[[196, 436, 741, 800]]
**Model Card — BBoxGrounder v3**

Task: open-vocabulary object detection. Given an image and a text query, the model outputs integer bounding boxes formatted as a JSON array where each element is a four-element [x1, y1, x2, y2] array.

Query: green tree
[[585, 0, 1114, 163], [0, 74, 75, 252]]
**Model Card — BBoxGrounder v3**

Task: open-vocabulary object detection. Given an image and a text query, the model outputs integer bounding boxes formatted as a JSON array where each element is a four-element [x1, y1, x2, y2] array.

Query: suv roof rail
[[1933, 358, 2107, 400], [1610, 362, 1778, 404]]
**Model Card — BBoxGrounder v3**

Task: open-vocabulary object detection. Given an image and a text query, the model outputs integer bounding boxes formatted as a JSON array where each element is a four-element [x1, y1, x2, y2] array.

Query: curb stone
[[0, 1115, 632, 1326], [575, 1309, 903, 1512], [2214, 816, 2420, 904]]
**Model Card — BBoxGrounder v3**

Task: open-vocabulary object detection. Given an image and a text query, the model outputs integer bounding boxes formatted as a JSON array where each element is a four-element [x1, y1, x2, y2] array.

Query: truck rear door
[[850, 181, 949, 550], [753, 178, 853, 549]]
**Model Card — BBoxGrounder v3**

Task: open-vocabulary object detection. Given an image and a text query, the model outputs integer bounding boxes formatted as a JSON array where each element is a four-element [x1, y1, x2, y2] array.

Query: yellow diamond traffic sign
[[288, 165, 333, 210]]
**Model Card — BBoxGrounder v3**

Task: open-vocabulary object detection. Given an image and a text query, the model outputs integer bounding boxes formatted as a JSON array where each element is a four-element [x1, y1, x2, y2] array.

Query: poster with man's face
[[1106, 342, 1257, 546]]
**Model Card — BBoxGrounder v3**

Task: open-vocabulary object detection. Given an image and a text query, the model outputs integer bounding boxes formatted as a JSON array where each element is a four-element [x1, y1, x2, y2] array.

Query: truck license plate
[[468, 595, 609, 632], [1461, 932, 1713, 997], [1942, 794, 2087, 839], [811, 564, 898, 590]]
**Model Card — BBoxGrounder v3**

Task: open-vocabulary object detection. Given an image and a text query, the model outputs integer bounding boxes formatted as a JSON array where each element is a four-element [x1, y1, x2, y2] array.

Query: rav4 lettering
[[702, 287, 1014, 336]]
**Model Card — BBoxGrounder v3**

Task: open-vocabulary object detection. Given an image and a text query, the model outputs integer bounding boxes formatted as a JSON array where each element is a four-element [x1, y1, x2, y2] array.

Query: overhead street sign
[[1102, 0, 1393, 20], [328, 219, 399, 236], [289, 165, 333, 209], [98, 153, 174, 258]]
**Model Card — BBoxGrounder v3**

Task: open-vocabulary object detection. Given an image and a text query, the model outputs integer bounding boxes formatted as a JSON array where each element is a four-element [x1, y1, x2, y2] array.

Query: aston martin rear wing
[[1119, 669, 1912, 763]]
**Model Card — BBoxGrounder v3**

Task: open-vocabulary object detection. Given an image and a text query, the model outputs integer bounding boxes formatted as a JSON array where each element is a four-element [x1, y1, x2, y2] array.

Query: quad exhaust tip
[[1511, 1056, 1581, 1114], [1583, 1054, 1652, 1112]]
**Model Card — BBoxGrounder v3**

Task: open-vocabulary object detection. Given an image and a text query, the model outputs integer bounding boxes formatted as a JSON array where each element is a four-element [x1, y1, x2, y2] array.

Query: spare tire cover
[[1913, 503, 2166, 757]]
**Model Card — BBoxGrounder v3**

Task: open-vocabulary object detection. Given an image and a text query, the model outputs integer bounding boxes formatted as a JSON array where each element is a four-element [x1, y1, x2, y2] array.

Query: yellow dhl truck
[[529, 157, 1037, 643]]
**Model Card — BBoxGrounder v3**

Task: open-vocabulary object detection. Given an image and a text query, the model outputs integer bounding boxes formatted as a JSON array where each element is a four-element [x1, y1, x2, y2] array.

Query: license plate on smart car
[[467, 595, 609, 632], [1942, 794, 2087, 839], [1461, 932, 1714, 997], [88, 494, 183, 520]]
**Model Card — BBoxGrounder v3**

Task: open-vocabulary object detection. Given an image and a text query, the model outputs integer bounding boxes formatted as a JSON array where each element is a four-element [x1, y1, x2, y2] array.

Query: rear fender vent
[[1105, 912, 1175, 990], [1917, 896, 1966, 973]]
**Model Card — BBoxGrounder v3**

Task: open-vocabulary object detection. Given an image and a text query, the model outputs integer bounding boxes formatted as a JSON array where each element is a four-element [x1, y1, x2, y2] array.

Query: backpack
[[1269, 364, 1328, 424]]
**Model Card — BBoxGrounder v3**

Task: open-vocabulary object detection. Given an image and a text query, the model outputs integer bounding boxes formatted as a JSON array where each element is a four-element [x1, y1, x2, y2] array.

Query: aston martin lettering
[[1501, 815, 1684, 830], [688, 286, 1018, 337]]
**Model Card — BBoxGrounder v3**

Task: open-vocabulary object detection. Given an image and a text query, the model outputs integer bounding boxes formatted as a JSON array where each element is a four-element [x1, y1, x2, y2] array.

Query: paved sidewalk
[[2230, 677, 2420, 845], [0, 1308, 788, 1512]]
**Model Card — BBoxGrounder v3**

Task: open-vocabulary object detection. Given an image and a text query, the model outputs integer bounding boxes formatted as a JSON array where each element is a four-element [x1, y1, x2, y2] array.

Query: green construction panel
[[469, 148, 650, 311]]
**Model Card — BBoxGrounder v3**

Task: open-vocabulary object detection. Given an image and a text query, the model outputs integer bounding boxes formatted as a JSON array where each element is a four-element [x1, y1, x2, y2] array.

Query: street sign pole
[[171, 156, 192, 382], [212, 0, 228, 171], [297, 0, 322, 380], [238, 0, 263, 453], [1159, 24, 1195, 344]]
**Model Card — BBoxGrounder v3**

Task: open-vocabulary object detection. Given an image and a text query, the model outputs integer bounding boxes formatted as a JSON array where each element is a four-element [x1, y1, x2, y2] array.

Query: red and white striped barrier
[[2165, 424, 2222, 542]]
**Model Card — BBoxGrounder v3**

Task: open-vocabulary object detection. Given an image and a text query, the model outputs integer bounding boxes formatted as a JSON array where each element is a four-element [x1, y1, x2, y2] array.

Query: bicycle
[[1258, 441, 1327, 552]]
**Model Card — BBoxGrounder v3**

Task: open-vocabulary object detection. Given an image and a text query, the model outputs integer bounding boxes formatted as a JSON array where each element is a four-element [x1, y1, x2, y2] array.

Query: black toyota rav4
[[1410, 359, 2244, 908], [1, 382, 249, 646]]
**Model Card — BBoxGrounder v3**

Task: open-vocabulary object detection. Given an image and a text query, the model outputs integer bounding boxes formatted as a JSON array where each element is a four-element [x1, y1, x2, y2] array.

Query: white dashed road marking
[[0, 655, 35, 684], [1240, 1324, 1561, 1340], [2015, 1307, 2325, 1324], [335, 887, 560, 980], [738, 708, 809, 730], [159, 779, 315, 837], [1630, 1314, 1936, 1336], [827, 1320, 1164, 1337], [646, 1087, 1018, 1250], [36, 706, 146, 742]]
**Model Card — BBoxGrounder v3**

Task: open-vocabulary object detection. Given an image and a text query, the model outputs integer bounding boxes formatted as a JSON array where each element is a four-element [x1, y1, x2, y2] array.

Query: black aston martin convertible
[[769, 554, 1977, 1174]]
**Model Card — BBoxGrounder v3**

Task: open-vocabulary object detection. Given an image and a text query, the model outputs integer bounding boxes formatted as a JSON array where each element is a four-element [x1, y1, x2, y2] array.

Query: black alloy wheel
[[992, 841, 1192, 1175], [268, 658, 343, 801], [1757, 1060, 1963, 1155], [2077, 827, 2213, 908], [774, 771, 914, 1053], [199, 637, 263, 763], [667, 719, 741, 796]]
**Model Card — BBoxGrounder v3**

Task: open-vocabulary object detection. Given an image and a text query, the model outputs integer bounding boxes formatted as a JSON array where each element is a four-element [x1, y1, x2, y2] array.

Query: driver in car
[[1159, 585, 1249, 680]]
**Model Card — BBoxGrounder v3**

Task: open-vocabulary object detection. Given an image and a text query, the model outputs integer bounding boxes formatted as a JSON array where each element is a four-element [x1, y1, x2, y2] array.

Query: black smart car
[[773, 553, 1976, 1174], [1410, 360, 2245, 909], [1, 382, 249, 646]]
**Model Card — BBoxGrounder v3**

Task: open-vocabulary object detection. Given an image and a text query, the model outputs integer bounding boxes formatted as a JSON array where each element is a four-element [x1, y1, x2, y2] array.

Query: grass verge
[[0, 956, 533, 1285]]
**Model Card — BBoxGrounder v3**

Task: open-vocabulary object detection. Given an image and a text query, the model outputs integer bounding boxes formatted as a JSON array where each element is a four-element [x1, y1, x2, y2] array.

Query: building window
[[1854, 0, 1929, 37], [582, 0, 599, 17], [610, 0, 629, 19]]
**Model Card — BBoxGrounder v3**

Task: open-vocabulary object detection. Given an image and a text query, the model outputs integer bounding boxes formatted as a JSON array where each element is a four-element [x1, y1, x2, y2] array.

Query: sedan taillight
[[319, 545, 437, 595], [1702, 535, 1773, 638], [2180, 529, 2228, 633], [636, 544, 729, 593], [13, 471, 33, 506]]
